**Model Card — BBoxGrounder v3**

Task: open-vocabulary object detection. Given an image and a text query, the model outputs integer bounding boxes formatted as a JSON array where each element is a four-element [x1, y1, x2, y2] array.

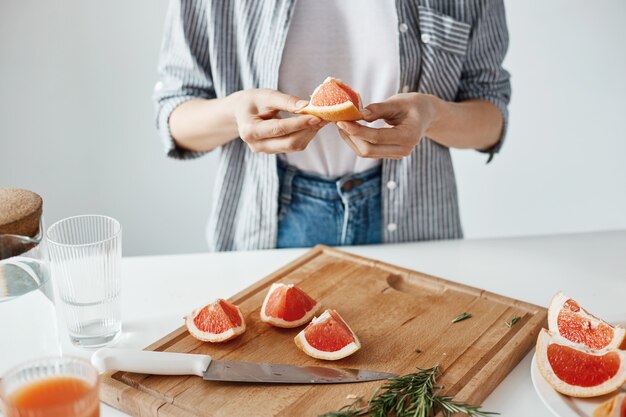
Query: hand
[[232, 89, 326, 154], [336, 93, 439, 159]]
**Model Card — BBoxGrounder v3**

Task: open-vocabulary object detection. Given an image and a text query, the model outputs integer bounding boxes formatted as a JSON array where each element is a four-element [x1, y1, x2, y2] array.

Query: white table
[[61, 231, 626, 417]]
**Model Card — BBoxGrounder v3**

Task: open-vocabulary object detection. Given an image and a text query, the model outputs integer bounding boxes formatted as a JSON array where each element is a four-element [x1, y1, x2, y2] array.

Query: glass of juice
[[0, 356, 100, 417]]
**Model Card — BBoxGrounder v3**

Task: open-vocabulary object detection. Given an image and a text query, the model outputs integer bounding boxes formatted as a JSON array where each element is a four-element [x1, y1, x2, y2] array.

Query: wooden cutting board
[[100, 245, 547, 417]]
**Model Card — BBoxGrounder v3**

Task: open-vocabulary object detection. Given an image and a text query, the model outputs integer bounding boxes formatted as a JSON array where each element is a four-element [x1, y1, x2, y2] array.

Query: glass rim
[[0, 355, 99, 397], [46, 214, 121, 248]]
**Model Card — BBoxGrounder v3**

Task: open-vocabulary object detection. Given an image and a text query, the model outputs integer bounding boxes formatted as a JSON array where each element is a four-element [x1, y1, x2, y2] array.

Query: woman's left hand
[[337, 93, 439, 159]]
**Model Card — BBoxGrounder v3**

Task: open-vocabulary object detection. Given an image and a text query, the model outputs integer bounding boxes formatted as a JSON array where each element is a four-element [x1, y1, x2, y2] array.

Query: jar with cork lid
[[0, 188, 61, 376]]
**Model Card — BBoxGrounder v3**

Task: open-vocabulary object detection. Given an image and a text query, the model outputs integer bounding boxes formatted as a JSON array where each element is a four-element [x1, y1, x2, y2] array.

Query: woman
[[153, 0, 510, 251]]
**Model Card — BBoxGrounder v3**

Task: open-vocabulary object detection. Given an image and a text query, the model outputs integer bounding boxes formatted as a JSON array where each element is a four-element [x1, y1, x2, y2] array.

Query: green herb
[[452, 312, 472, 323], [318, 365, 498, 417], [505, 316, 521, 328]]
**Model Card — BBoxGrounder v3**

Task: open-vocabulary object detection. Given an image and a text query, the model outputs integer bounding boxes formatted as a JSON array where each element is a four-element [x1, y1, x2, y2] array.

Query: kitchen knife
[[91, 348, 397, 384]]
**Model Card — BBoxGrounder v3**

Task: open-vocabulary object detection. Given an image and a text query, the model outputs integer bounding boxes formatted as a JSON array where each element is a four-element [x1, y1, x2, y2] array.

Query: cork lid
[[0, 188, 43, 238]]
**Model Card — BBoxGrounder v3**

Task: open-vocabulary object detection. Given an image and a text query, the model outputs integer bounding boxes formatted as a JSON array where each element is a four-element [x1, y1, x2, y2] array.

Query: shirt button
[[421, 33, 431, 44], [387, 223, 397, 232], [401, 85, 410, 94], [399, 23, 408, 33], [386, 180, 397, 190]]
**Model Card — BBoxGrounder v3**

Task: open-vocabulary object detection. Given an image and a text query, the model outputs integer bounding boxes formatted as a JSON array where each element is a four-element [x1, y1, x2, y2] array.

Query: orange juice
[[5, 376, 99, 417]]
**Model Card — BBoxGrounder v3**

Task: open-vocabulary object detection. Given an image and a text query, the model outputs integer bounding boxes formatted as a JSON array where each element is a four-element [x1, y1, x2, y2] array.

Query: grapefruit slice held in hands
[[548, 292, 625, 350], [296, 77, 363, 122], [260, 283, 320, 328], [186, 299, 246, 343], [536, 329, 626, 397], [294, 309, 361, 360]]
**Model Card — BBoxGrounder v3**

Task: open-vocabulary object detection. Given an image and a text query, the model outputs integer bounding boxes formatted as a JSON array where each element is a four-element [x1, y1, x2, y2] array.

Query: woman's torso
[[186, 0, 477, 250]]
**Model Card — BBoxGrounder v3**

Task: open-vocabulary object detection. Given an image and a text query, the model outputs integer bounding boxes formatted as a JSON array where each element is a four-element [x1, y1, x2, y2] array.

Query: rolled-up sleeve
[[153, 0, 216, 160], [456, 0, 511, 162]]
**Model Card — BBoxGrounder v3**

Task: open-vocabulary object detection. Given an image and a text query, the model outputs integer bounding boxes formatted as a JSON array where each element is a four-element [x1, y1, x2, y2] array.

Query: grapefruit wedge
[[594, 393, 626, 417], [296, 77, 363, 122], [260, 283, 320, 328], [536, 329, 626, 397], [185, 299, 246, 343], [294, 309, 361, 361], [548, 292, 625, 350]]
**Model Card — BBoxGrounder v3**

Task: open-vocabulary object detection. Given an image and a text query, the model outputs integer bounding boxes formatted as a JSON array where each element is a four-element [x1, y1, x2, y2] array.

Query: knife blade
[[91, 348, 397, 384]]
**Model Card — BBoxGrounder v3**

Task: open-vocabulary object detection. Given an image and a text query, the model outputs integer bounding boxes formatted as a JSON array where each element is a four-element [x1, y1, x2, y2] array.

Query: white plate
[[531, 318, 626, 417]]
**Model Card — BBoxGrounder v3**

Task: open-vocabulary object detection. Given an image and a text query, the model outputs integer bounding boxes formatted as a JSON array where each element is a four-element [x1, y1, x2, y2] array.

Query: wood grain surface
[[100, 245, 547, 416]]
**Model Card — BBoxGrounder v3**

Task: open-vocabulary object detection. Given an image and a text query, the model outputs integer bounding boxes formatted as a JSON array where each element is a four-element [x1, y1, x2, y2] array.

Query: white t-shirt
[[278, 0, 400, 178]]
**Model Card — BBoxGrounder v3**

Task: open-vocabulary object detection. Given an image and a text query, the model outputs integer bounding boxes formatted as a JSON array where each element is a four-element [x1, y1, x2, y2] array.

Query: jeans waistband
[[277, 159, 381, 201]]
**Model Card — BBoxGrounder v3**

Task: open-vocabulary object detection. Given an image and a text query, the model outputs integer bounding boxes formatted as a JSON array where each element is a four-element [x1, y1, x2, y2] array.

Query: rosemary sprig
[[505, 316, 521, 328], [318, 365, 497, 417], [452, 312, 472, 323]]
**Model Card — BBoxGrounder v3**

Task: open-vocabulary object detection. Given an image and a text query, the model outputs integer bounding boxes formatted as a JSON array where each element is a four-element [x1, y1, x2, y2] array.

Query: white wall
[[1, 0, 218, 256], [1, 1, 624, 256], [452, 1, 626, 239]]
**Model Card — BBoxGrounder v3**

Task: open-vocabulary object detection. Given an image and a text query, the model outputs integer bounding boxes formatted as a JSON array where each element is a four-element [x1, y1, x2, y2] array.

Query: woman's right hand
[[231, 89, 325, 154]]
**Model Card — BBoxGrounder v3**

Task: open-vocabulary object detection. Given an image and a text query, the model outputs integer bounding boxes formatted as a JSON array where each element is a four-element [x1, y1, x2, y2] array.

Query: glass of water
[[47, 215, 122, 348]]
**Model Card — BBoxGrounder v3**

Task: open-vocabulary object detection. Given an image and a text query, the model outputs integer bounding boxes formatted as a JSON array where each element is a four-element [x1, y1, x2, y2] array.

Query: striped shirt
[[153, 0, 511, 252]]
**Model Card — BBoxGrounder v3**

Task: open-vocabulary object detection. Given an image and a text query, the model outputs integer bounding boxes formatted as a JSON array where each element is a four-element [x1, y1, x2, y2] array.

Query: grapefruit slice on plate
[[296, 77, 363, 122], [548, 292, 625, 350], [185, 299, 246, 343], [260, 283, 320, 328], [294, 309, 361, 361], [594, 393, 626, 417], [536, 329, 626, 398]]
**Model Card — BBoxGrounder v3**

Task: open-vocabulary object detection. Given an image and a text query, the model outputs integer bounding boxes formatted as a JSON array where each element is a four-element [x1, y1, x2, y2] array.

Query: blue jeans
[[277, 161, 382, 248]]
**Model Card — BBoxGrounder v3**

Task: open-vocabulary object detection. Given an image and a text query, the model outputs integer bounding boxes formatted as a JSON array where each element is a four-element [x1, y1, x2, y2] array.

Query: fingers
[[246, 127, 319, 154], [343, 136, 411, 159], [337, 122, 414, 159], [336, 121, 395, 145], [338, 129, 361, 155], [239, 115, 322, 142]]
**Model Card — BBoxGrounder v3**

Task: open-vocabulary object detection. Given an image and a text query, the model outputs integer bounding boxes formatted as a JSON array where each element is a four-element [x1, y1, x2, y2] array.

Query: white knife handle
[[91, 348, 212, 377]]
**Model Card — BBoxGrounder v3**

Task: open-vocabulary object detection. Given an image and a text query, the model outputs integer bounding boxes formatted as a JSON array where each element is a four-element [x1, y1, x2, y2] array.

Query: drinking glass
[[47, 215, 122, 348], [0, 356, 100, 417], [0, 220, 61, 376]]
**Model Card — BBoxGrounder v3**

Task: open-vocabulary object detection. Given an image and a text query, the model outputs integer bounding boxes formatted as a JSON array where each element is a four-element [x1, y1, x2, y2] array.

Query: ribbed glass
[[46, 215, 121, 348], [0, 356, 99, 417]]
